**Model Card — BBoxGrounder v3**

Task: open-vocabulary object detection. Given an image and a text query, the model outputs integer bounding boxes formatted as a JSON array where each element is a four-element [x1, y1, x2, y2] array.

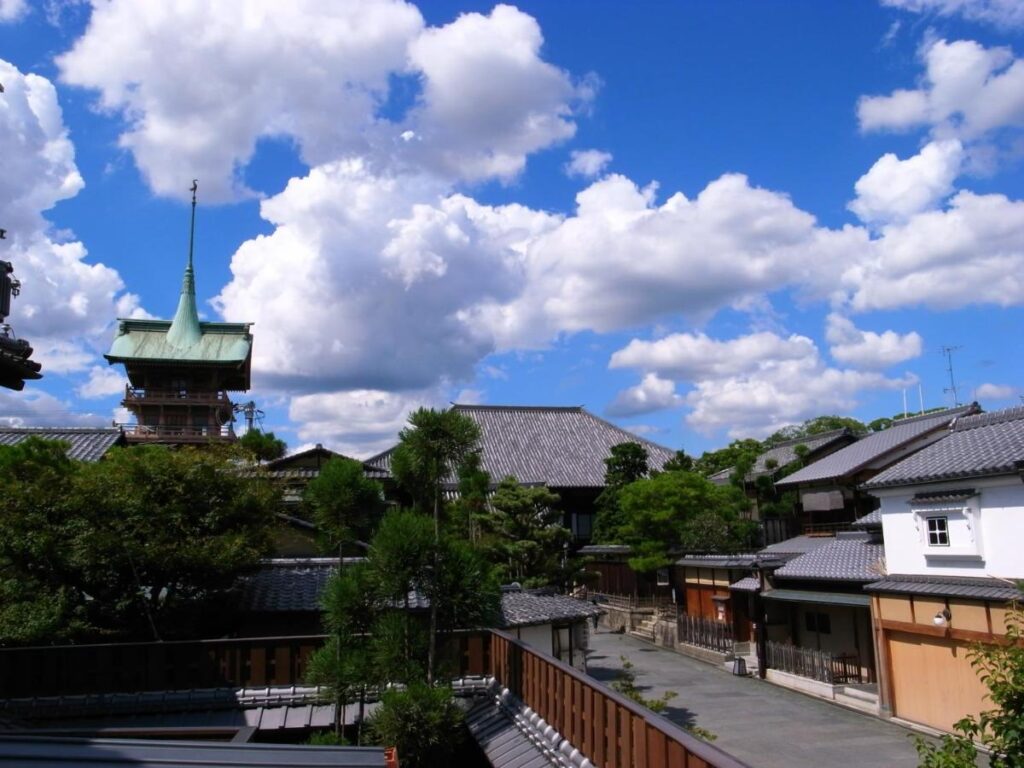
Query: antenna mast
[[941, 345, 963, 407]]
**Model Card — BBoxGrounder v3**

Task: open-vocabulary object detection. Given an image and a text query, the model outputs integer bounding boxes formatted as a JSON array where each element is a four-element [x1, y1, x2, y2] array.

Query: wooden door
[[887, 631, 990, 732]]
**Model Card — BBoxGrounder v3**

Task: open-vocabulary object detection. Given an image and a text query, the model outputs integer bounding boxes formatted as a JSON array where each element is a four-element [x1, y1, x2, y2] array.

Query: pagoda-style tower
[[105, 182, 253, 444]]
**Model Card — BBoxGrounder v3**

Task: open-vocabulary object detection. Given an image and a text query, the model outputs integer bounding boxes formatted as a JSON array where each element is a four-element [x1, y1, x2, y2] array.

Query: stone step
[[837, 685, 878, 703], [627, 628, 655, 641], [833, 690, 879, 715]]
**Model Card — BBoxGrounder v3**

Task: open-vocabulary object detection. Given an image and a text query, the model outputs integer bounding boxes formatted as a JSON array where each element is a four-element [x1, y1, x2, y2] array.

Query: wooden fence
[[765, 640, 862, 685], [678, 614, 734, 654]]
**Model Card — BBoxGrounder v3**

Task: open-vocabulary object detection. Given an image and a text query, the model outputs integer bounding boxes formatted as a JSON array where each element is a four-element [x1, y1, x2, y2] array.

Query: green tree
[[237, 429, 287, 461], [765, 415, 868, 445], [915, 599, 1024, 768], [592, 442, 650, 543], [451, 452, 490, 542], [369, 683, 465, 768], [662, 450, 694, 473], [477, 477, 570, 588], [305, 457, 385, 556], [390, 407, 482, 682], [306, 563, 376, 740], [0, 441, 278, 644], [617, 471, 750, 572], [693, 438, 762, 479]]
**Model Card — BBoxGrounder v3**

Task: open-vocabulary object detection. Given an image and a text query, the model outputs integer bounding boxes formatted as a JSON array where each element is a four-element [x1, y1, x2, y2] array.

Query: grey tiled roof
[[865, 574, 1023, 601], [730, 576, 761, 592], [852, 509, 882, 528], [759, 535, 834, 557], [500, 589, 601, 628], [0, 427, 124, 462], [675, 554, 760, 568], [237, 559, 345, 612], [577, 544, 632, 557], [776, 406, 976, 487], [367, 405, 676, 488], [864, 406, 1024, 489], [464, 696, 562, 768], [773, 534, 885, 582], [237, 562, 600, 627], [751, 430, 852, 478]]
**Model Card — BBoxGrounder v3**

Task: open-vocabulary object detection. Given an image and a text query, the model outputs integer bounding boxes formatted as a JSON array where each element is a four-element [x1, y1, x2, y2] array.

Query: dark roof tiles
[[367, 405, 676, 488], [777, 406, 976, 487], [865, 574, 1022, 601], [865, 406, 1024, 488], [773, 534, 885, 582], [0, 427, 123, 462]]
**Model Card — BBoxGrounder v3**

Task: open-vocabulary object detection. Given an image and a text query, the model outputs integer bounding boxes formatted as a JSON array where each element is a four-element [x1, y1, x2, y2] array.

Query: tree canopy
[[304, 456, 385, 555], [592, 442, 650, 544], [237, 429, 287, 461], [616, 471, 754, 572], [0, 439, 278, 644], [477, 476, 570, 588], [765, 415, 868, 446]]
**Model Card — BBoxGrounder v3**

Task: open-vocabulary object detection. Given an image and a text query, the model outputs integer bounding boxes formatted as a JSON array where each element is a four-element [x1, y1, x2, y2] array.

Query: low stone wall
[[765, 668, 837, 699]]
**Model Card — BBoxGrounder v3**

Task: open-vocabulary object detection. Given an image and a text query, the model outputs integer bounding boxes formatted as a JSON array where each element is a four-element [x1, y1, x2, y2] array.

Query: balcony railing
[[124, 386, 231, 404], [0, 631, 751, 768], [119, 424, 236, 442]]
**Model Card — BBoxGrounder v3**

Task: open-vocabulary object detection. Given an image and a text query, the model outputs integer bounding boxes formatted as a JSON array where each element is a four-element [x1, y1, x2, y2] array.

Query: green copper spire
[[166, 180, 202, 349]]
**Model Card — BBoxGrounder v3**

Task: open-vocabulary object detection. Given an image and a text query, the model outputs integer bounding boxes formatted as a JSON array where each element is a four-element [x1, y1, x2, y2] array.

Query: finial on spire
[[188, 179, 198, 271], [167, 179, 202, 349]]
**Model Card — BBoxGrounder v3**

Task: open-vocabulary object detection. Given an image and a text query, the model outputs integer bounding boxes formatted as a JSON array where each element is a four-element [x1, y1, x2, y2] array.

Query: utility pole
[[941, 345, 963, 407]]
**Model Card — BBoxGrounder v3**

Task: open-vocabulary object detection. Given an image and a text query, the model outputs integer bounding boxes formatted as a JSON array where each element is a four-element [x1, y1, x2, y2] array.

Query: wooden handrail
[[489, 628, 750, 768]]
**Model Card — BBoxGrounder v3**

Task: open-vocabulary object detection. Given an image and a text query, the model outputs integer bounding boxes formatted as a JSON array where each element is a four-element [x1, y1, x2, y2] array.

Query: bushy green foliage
[[693, 438, 762, 479], [476, 476, 570, 587], [0, 439, 277, 644], [593, 442, 650, 543], [237, 429, 287, 461], [616, 471, 752, 571], [305, 457, 385, 554], [765, 415, 868, 445], [915, 600, 1024, 768], [369, 683, 465, 768]]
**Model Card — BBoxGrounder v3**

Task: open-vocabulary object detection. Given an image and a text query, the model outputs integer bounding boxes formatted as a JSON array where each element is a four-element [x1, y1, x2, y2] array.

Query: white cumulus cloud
[[76, 366, 128, 399], [849, 140, 963, 224], [0, 0, 26, 22], [606, 373, 682, 417], [881, 0, 1024, 29], [565, 149, 613, 178], [825, 314, 922, 368], [0, 59, 141, 382], [975, 382, 1018, 400], [858, 38, 1024, 140]]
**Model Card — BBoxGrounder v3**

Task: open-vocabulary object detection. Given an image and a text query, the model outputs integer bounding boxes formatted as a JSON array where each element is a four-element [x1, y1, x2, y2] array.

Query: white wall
[[874, 476, 1024, 578], [515, 623, 553, 655]]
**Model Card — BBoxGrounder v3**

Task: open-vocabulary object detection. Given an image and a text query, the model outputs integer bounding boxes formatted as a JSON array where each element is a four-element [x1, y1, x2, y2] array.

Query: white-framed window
[[926, 516, 950, 547], [656, 568, 669, 586]]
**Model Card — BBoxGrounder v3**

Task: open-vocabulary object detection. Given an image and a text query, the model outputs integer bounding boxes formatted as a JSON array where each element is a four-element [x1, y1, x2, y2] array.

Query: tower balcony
[[123, 385, 232, 406], [118, 423, 237, 444]]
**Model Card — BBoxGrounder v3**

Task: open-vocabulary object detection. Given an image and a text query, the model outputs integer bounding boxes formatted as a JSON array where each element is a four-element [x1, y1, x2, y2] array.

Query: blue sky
[[2, 0, 1023, 457]]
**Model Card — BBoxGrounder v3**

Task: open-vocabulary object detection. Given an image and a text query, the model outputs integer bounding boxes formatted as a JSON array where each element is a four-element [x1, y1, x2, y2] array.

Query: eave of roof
[[0, 427, 124, 462], [864, 405, 1024, 489], [865, 574, 1022, 601], [777, 405, 977, 488]]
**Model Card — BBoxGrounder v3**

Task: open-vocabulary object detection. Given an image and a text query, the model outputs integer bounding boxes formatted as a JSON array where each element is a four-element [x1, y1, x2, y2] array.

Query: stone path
[[585, 628, 932, 768]]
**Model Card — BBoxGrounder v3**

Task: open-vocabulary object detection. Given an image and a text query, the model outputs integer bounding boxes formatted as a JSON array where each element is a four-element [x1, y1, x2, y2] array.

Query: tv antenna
[[941, 345, 962, 407]]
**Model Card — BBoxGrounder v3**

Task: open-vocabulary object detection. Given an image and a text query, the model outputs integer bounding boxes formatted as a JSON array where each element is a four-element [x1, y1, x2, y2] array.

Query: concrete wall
[[874, 477, 1024, 578]]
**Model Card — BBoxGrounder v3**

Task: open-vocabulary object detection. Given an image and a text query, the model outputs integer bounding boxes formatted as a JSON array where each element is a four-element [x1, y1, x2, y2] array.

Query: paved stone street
[[585, 629, 929, 768]]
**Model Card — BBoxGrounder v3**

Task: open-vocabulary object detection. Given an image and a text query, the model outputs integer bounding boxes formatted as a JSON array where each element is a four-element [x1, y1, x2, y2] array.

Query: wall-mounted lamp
[[933, 608, 952, 627]]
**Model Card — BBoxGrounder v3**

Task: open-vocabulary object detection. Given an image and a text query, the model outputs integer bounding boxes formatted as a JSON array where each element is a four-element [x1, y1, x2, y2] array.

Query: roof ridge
[[764, 428, 850, 449], [886, 404, 976, 427], [952, 404, 1024, 432], [451, 404, 584, 412]]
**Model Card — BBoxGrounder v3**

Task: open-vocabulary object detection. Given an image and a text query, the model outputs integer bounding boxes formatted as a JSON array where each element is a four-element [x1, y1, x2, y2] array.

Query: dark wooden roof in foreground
[[367, 404, 676, 488], [0, 735, 384, 767]]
